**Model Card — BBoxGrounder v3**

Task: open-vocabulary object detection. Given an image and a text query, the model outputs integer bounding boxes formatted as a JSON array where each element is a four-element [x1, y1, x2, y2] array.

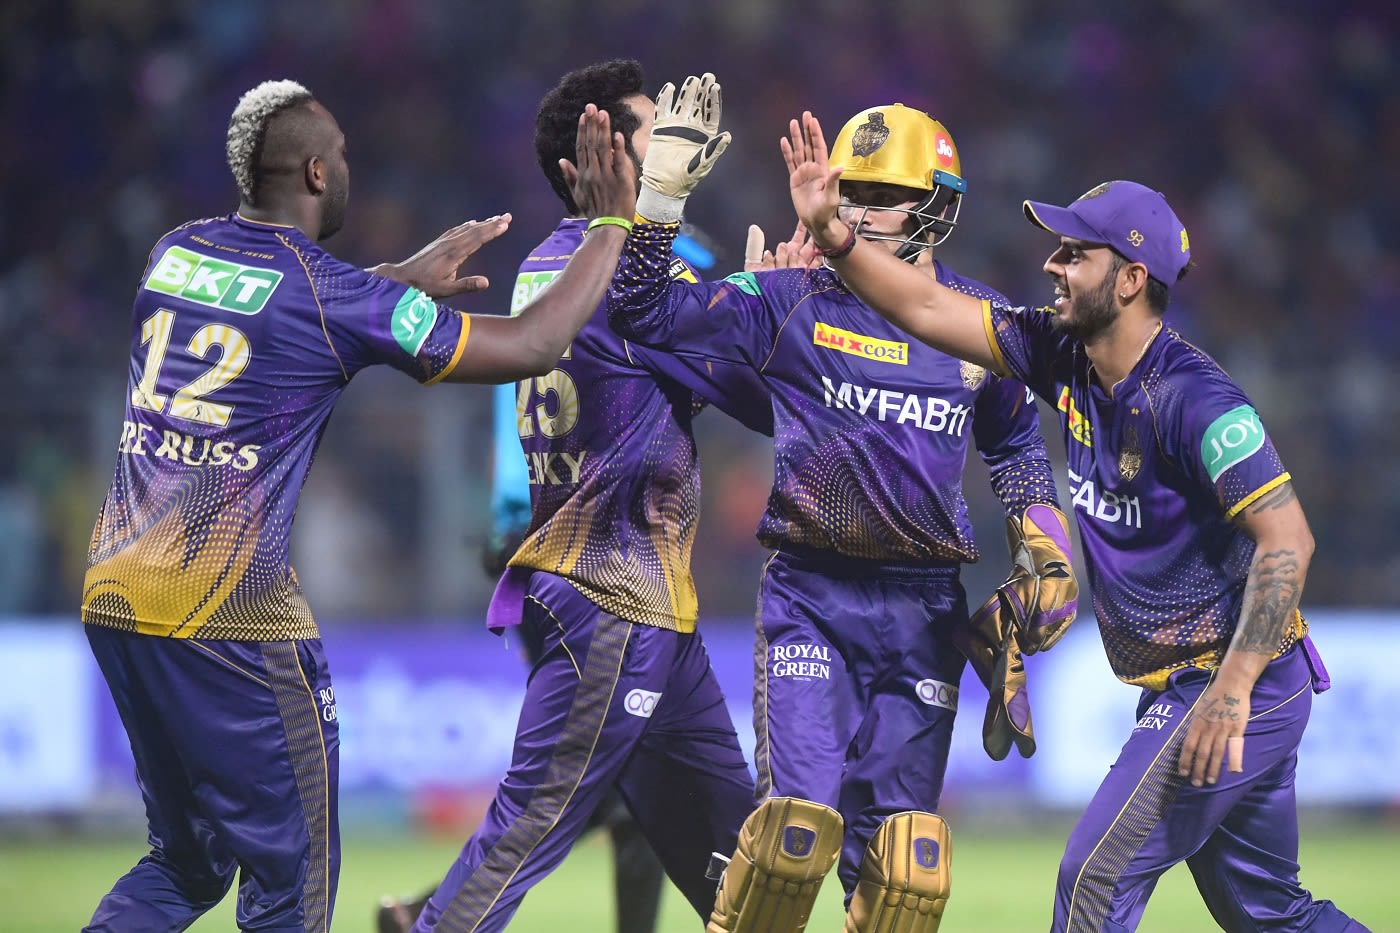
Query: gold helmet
[[829, 103, 966, 261]]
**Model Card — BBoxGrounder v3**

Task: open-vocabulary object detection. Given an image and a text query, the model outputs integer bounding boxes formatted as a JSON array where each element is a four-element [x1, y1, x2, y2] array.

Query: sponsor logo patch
[[783, 826, 817, 858], [144, 245, 282, 314], [391, 287, 439, 356], [623, 688, 662, 719], [915, 837, 940, 869], [813, 322, 908, 365], [1201, 404, 1265, 481], [1057, 386, 1093, 448], [915, 678, 959, 711]]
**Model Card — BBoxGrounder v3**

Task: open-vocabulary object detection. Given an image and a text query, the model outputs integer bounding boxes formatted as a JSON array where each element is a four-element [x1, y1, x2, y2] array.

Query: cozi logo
[[914, 837, 940, 870], [623, 689, 662, 719], [1057, 386, 1093, 448], [318, 686, 338, 723], [144, 246, 282, 315], [1201, 405, 1266, 482], [783, 826, 817, 858], [814, 322, 908, 366], [392, 288, 439, 356], [915, 678, 958, 712]]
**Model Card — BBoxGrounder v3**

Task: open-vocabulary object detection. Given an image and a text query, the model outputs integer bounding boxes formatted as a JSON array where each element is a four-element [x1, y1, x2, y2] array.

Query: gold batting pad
[[843, 811, 952, 933], [706, 797, 844, 933]]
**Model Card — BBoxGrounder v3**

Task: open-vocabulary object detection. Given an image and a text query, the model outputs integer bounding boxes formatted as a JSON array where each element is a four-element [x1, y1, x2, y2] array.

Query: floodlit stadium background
[[3, 2, 1397, 929]]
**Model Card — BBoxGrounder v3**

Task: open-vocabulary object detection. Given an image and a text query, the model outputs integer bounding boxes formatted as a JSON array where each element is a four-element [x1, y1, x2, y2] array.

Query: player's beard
[[318, 163, 349, 241], [1052, 265, 1118, 342]]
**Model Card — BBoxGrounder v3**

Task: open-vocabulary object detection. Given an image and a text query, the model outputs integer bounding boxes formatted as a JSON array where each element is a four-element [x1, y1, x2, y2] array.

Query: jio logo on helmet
[[915, 678, 958, 711], [624, 688, 662, 719]]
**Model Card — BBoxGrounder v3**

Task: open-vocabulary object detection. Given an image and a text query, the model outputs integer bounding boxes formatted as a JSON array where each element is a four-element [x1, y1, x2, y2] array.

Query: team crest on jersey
[[1119, 424, 1142, 481], [851, 112, 890, 157], [959, 360, 986, 389]]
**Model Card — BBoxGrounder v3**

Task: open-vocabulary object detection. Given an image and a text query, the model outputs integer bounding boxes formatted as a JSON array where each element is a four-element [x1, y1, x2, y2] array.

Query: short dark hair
[[534, 59, 646, 214], [1109, 249, 1173, 316]]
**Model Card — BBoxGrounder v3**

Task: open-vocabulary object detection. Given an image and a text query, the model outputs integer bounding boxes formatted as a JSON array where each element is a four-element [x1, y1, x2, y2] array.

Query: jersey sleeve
[[317, 265, 468, 384], [607, 222, 785, 370], [984, 302, 1072, 406], [971, 373, 1061, 515], [1169, 374, 1290, 520]]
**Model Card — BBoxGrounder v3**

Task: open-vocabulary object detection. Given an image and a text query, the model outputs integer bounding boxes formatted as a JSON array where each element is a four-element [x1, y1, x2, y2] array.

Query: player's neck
[[238, 199, 319, 242], [1085, 313, 1162, 398]]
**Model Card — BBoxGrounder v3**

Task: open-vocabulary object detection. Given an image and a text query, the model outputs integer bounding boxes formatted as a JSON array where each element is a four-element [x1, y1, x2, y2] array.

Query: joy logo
[[318, 686, 338, 723], [624, 689, 662, 719], [914, 837, 940, 869], [915, 678, 958, 712], [1201, 405, 1266, 482]]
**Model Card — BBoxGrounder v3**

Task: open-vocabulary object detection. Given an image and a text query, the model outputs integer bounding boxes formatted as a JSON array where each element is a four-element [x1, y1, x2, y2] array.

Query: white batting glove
[[636, 72, 732, 223]]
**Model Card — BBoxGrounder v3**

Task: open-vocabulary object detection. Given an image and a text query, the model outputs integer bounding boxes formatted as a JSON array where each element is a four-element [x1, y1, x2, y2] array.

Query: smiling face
[[1043, 238, 1125, 341]]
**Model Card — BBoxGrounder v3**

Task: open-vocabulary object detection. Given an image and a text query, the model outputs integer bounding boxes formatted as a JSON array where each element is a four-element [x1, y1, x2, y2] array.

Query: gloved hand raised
[[636, 72, 731, 223]]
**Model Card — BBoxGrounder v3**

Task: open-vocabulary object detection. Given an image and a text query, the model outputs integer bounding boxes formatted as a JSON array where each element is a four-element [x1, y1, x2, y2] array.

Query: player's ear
[[305, 155, 326, 195]]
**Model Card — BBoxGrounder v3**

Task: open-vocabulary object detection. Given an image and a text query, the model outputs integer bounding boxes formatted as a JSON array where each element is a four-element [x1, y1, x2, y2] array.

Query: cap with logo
[[1022, 180, 1191, 286]]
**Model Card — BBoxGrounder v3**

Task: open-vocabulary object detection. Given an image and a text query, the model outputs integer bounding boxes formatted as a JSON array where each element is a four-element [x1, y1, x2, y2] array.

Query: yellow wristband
[[587, 216, 634, 234]]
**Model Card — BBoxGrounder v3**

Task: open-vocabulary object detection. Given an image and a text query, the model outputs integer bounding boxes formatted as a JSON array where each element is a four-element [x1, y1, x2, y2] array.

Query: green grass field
[[2, 823, 1394, 931]]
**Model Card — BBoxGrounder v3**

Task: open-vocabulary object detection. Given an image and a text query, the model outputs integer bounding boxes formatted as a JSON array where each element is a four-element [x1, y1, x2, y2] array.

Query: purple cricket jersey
[[608, 223, 1059, 563], [985, 304, 1307, 688], [82, 214, 468, 640], [505, 219, 771, 632]]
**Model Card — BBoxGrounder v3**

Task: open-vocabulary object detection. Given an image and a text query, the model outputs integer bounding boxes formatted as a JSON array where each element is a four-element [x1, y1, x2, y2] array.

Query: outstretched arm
[[443, 104, 638, 384], [785, 111, 997, 369], [1177, 482, 1313, 787]]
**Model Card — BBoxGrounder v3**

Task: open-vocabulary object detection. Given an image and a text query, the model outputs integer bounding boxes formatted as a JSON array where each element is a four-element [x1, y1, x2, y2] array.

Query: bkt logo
[[915, 678, 958, 711], [145, 245, 282, 315], [623, 689, 662, 719]]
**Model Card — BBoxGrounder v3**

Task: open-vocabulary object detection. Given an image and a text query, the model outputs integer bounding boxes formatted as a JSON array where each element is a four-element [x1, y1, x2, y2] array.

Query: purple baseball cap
[[1023, 180, 1191, 285]]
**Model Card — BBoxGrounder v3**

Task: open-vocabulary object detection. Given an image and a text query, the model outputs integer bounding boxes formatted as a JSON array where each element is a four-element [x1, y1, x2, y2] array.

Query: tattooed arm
[[1178, 481, 1314, 787]]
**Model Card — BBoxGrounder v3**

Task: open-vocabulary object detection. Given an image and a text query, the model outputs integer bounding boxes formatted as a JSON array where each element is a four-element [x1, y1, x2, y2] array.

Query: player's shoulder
[[934, 261, 1009, 306], [1152, 328, 1241, 392]]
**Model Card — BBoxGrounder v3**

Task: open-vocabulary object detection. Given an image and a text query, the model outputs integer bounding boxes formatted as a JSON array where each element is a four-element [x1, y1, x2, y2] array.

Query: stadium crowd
[[5, 0, 1397, 619]]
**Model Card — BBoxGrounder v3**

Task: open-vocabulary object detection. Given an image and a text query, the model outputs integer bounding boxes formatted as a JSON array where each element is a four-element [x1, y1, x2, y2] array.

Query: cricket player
[[79, 80, 638, 932], [408, 62, 771, 933], [784, 110, 1369, 932], [607, 88, 1079, 933]]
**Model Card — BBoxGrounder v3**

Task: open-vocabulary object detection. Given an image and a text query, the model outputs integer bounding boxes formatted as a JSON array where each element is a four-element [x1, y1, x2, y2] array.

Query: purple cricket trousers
[[85, 624, 340, 933], [415, 573, 754, 933], [1054, 641, 1368, 932], [753, 548, 969, 899]]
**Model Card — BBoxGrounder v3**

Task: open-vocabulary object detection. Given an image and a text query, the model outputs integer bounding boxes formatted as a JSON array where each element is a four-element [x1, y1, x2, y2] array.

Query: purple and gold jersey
[[506, 219, 770, 633], [985, 304, 1306, 688], [83, 214, 469, 640], [608, 223, 1058, 563]]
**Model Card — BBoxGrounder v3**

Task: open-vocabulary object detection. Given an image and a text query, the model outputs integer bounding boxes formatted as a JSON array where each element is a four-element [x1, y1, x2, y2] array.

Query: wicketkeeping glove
[[635, 72, 732, 224], [955, 602, 1035, 761], [984, 503, 1079, 654]]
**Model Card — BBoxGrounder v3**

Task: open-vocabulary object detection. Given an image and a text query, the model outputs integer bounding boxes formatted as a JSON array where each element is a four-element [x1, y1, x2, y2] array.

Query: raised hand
[[372, 214, 513, 298], [561, 104, 636, 223], [781, 111, 845, 242], [636, 72, 732, 223], [744, 219, 820, 272]]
